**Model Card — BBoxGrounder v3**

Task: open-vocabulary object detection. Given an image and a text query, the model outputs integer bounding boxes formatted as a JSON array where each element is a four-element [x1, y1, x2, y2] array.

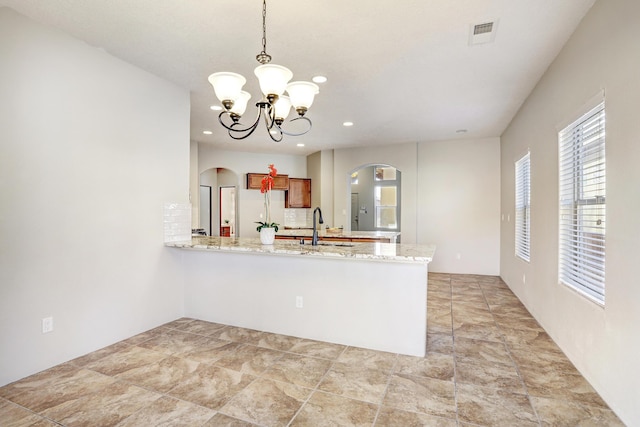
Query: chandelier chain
[[262, 0, 267, 55], [256, 0, 271, 64]]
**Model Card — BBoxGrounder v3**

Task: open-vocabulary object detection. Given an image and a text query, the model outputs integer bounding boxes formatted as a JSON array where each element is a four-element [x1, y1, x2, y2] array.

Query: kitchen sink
[[316, 242, 355, 248]]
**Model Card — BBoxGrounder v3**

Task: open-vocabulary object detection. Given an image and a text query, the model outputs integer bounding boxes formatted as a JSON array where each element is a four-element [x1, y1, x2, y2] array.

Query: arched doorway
[[199, 168, 239, 236], [349, 164, 401, 232]]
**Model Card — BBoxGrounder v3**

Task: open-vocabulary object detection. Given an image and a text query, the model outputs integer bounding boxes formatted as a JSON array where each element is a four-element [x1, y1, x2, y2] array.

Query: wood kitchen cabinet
[[246, 173, 289, 190], [285, 178, 311, 208]]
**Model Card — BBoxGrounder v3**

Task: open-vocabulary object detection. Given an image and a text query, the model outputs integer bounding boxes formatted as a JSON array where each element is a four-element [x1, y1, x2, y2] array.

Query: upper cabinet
[[285, 178, 312, 208], [246, 173, 289, 190]]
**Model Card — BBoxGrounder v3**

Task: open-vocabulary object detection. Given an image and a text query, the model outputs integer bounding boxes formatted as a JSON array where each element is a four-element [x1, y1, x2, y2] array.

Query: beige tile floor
[[0, 273, 625, 426]]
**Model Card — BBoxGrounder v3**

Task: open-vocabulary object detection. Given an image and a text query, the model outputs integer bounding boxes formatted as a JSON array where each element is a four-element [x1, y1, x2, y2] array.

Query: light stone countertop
[[166, 236, 434, 264]]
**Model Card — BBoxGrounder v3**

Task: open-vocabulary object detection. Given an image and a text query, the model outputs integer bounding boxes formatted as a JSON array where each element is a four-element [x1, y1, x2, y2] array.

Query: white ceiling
[[1, 0, 596, 155]]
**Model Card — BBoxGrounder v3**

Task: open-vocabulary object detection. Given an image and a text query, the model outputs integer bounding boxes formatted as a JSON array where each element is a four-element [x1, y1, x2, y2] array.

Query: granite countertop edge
[[166, 236, 434, 264]]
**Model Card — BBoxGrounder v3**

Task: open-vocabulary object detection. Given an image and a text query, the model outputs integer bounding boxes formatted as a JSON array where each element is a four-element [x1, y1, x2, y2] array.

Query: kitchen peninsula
[[167, 236, 435, 356]]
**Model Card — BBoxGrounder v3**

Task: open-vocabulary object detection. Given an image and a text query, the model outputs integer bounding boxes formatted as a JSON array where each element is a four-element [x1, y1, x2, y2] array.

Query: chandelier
[[208, 0, 319, 142]]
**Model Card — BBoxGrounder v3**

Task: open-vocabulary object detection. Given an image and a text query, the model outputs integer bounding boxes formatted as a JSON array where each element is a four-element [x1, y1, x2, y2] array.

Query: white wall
[[0, 9, 190, 386], [190, 140, 200, 227], [307, 150, 334, 227], [417, 138, 501, 274], [332, 140, 500, 274], [196, 145, 307, 237], [500, 1, 640, 424]]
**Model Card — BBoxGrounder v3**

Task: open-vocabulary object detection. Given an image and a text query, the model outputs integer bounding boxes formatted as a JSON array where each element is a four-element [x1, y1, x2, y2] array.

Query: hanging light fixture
[[208, 0, 319, 142]]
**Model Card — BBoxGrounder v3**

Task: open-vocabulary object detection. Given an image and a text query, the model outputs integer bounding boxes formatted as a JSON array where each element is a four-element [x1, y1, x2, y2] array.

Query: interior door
[[351, 193, 359, 231], [199, 185, 211, 235], [219, 186, 236, 237]]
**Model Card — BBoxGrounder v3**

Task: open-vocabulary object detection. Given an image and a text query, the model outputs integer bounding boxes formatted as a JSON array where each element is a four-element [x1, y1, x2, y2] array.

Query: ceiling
[[1, 0, 596, 155]]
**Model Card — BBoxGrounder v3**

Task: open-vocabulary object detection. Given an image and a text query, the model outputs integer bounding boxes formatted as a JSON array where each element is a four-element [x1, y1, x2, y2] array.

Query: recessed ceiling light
[[456, 129, 467, 134], [210, 105, 223, 111], [297, 143, 305, 147], [203, 130, 213, 135], [312, 76, 327, 84], [343, 121, 354, 127]]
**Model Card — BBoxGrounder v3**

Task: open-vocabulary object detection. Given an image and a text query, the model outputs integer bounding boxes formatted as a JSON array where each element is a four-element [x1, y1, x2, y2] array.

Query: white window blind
[[515, 152, 531, 262], [558, 101, 606, 304]]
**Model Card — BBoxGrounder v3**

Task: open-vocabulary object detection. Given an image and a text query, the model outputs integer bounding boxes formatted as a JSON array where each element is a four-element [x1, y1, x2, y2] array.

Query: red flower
[[260, 175, 273, 193], [260, 164, 277, 193]]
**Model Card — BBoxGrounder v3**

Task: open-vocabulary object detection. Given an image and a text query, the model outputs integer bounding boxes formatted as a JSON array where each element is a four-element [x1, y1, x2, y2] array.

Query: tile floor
[[0, 273, 624, 426]]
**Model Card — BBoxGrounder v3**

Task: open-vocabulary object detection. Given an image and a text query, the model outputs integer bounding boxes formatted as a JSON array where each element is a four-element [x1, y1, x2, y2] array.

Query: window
[[374, 166, 397, 181], [374, 186, 397, 229], [373, 166, 399, 230], [558, 101, 606, 304], [515, 152, 531, 262]]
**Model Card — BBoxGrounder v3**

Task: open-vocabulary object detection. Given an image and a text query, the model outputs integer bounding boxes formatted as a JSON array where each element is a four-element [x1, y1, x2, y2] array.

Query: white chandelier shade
[[273, 95, 292, 121], [286, 81, 320, 112], [229, 91, 251, 117], [207, 72, 246, 106], [254, 64, 293, 98]]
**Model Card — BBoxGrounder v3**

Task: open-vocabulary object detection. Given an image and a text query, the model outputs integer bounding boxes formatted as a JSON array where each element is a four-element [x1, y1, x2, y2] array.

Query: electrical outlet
[[42, 317, 53, 334], [295, 296, 303, 308], [522, 274, 526, 284], [456, 253, 461, 260]]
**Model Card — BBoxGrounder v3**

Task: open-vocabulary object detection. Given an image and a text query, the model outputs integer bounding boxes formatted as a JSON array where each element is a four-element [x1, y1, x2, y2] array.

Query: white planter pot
[[260, 227, 276, 245]]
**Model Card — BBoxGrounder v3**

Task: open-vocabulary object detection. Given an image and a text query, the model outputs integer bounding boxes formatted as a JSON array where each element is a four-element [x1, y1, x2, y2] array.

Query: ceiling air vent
[[469, 20, 498, 45], [473, 22, 493, 35]]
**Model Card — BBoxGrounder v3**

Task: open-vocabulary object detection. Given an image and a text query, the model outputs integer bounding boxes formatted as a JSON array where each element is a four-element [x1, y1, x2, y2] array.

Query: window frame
[[373, 167, 399, 230], [558, 101, 606, 305], [515, 152, 531, 262]]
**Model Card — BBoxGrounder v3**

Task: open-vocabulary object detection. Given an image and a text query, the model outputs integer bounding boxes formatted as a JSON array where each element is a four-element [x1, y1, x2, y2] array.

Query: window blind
[[558, 101, 606, 304], [515, 152, 530, 262]]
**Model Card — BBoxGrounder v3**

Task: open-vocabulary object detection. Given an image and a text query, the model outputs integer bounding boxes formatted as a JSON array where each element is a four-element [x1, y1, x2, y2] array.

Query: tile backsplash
[[283, 208, 311, 228], [163, 202, 192, 242]]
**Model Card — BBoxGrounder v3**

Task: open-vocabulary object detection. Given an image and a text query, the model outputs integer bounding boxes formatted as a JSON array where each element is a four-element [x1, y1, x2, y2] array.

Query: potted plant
[[255, 163, 279, 244]]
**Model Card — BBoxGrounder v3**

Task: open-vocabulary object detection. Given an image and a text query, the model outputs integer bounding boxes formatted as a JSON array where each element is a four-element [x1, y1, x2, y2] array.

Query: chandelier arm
[[217, 108, 262, 140], [265, 103, 278, 130], [227, 122, 260, 140], [263, 107, 283, 142], [279, 116, 313, 137]]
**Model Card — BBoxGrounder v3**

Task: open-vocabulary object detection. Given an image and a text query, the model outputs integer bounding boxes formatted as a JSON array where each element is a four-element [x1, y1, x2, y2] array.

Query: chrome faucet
[[312, 207, 324, 246]]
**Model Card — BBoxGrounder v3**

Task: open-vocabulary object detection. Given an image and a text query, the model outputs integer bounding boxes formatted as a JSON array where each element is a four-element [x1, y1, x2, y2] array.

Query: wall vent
[[469, 20, 498, 45]]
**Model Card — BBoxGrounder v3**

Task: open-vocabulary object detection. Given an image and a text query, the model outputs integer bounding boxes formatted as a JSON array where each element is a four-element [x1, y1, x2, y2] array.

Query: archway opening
[[349, 164, 401, 232], [199, 168, 239, 236]]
